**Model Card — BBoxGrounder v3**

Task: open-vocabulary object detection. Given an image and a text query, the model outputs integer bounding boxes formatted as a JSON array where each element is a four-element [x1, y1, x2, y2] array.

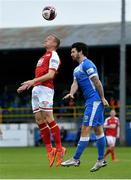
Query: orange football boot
[[47, 147, 56, 167], [56, 147, 66, 167]]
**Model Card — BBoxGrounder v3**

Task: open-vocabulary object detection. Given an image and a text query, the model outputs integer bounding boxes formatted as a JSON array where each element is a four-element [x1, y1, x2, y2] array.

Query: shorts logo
[[83, 115, 89, 122], [41, 101, 49, 107]]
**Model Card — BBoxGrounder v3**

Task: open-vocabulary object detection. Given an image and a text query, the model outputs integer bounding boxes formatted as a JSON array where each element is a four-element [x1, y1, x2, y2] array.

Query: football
[[42, 6, 57, 21]]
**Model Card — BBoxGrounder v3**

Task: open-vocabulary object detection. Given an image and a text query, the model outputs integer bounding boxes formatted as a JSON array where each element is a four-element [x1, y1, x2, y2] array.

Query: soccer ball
[[42, 6, 57, 21]]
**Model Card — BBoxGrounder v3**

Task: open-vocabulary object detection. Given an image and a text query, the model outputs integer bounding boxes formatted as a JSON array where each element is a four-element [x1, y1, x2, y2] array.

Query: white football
[[42, 6, 57, 21]]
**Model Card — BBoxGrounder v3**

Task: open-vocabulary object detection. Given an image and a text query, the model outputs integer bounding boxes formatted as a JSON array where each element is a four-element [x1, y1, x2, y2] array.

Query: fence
[[1, 106, 131, 146], [0, 105, 131, 123]]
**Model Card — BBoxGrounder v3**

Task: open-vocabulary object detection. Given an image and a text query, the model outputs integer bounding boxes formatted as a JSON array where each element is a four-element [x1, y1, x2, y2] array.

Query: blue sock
[[96, 133, 106, 160], [73, 137, 89, 160]]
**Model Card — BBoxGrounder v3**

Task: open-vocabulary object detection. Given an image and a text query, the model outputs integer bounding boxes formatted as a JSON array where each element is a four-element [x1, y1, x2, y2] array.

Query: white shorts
[[32, 85, 54, 113], [106, 136, 116, 147]]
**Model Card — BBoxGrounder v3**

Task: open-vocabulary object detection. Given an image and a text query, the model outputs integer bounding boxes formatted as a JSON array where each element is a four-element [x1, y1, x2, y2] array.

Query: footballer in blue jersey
[[73, 58, 104, 127], [61, 42, 109, 172]]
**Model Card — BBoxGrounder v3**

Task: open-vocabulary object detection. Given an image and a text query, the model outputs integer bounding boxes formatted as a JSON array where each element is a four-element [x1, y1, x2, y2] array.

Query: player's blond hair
[[50, 33, 60, 49]]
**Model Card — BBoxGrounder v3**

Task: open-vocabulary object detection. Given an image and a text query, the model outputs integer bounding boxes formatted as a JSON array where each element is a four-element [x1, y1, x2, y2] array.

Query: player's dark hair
[[71, 42, 88, 56]]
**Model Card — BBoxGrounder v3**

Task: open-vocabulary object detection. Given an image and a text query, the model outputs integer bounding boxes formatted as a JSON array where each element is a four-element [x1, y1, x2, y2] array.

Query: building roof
[[0, 22, 131, 50]]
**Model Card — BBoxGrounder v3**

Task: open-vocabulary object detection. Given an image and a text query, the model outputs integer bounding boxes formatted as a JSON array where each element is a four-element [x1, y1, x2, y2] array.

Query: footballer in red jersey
[[17, 34, 66, 167], [104, 109, 120, 161]]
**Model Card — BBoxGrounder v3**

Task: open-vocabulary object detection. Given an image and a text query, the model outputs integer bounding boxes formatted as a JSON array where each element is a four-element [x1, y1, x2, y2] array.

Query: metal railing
[[0, 106, 131, 123]]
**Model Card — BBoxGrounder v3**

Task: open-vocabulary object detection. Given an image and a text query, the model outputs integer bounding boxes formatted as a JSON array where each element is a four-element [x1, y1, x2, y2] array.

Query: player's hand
[[17, 84, 28, 94], [21, 79, 35, 90], [63, 93, 74, 100], [110, 124, 116, 129], [116, 135, 120, 138], [101, 98, 109, 106]]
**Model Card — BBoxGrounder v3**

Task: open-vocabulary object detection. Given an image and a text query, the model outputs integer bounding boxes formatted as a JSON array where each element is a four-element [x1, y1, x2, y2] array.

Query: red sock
[[38, 123, 52, 152], [104, 148, 111, 159], [48, 121, 62, 151], [110, 147, 115, 160]]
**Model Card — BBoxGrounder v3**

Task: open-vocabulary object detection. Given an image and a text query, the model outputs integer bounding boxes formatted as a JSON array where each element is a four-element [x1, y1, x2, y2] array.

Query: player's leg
[[32, 86, 52, 152], [104, 148, 111, 159], [34, 112, 55, 167], [90, 126, 107, 172], [61, 106, 92, 167], [90, 102, 107, 172], [38, 86, 66, 166], [110, 146, 115, 161], [104, 136, 112, 160], [61, 125, 90, 167], [109, 137, 116, 161], [94, 126, 106, 160], [45, 111, 62, 151], [73, 125, 91, 159], [35, 111, 52, 152], [32, 86, 55, 167], [43, 110, 66, 166]]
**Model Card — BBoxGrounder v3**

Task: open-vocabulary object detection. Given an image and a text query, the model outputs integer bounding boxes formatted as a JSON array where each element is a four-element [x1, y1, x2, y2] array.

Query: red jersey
[[34, 50, 60, 89], [104, 116, 120, 137]]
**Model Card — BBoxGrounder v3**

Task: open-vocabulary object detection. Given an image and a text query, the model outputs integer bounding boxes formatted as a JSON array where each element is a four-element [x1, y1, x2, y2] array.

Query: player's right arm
[[63, 79, 78, 99], [82, 60, 109, 106], [17, 84, 28, 94], [104, 118, 116, 129], [116, 118, 120, 138], [91, 76, 109, 106]]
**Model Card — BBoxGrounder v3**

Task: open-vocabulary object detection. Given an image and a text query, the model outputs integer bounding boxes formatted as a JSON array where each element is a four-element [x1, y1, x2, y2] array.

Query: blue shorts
[[82, 101, 104, 127]]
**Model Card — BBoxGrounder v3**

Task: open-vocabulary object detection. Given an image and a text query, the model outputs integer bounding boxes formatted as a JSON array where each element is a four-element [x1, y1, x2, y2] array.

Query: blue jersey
[[74, 58, 104, 127], [73, 58, 101, 102]]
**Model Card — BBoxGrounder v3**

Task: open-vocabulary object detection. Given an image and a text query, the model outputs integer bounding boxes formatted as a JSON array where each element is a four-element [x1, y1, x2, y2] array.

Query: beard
[[72, 54, 80, 61]]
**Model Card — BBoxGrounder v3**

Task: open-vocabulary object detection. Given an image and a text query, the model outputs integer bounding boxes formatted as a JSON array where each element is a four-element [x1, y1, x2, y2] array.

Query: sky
[[0, 0, 131, 28]]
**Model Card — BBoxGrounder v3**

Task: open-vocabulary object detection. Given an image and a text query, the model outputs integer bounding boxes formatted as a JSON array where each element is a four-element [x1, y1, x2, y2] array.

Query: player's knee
[[35, 113, 45, 124], [94, 126, 104, 135], [81, 126, 90, 136], [44, 112, 54, 123]]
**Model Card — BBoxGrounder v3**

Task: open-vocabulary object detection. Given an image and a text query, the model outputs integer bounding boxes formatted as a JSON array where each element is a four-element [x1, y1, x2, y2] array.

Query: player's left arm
[[21, 53, 60, 89], [116, 119, 120, 138], [17, 69, 56, 93], [104, 119, 116, 129], [63, 79, 78, 99], [91, 76, 109, 106], [21, 69, 56, 89], [83, 61, 109, 106], [34, 69, 56, 83]]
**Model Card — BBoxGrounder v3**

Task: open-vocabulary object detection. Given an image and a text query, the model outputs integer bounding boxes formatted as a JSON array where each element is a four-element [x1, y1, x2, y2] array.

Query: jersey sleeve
[[73, 68, 77, 80], [104, 118, 108, 126], [82, 60, 98, 79], [49, 51, 60, 71], [117, 118, 120, 126]]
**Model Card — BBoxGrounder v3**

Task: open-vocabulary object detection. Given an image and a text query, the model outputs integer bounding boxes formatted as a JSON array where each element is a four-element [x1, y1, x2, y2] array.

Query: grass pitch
[[0, 146, 131, 179]]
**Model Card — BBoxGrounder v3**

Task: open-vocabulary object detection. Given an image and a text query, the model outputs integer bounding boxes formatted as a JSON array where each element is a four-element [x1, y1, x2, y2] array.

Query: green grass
[[0, 146, 131, 179]]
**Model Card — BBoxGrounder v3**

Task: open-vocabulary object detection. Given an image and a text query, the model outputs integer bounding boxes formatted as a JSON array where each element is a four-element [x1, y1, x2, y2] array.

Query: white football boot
[[61, 157, 80, 167], [90, 160, 107, 172]]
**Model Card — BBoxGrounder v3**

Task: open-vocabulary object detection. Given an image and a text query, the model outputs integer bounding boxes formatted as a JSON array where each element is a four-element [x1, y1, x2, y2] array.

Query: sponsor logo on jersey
[[45, 54, 51, 57], [86, 68, 94, 75]]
